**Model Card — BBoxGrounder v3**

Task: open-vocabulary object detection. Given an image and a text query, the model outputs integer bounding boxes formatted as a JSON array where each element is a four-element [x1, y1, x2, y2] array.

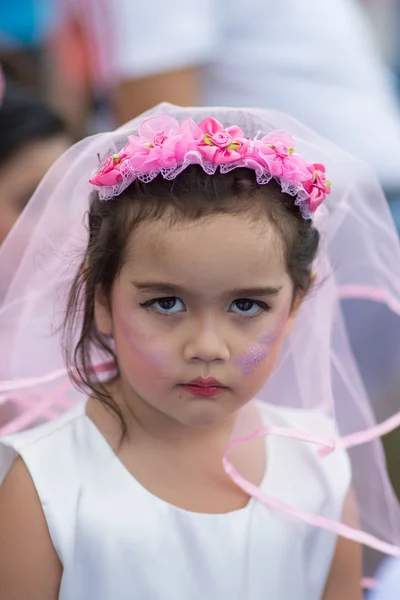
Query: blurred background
[[1, 0, 400, 499], [3, 1, 400, 228]]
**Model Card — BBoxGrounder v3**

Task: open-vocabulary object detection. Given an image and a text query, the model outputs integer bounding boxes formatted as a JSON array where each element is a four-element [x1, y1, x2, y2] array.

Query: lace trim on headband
[[89, 115, 331, 218], [96, 152, 313, 219]]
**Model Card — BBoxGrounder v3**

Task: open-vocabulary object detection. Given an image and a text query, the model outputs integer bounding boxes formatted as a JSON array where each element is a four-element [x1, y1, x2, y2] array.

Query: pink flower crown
[[89, 115, 331, 217]]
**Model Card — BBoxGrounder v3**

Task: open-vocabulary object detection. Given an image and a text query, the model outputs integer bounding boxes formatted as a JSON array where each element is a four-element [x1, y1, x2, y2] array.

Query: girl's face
[[96, 213, 299, 428]]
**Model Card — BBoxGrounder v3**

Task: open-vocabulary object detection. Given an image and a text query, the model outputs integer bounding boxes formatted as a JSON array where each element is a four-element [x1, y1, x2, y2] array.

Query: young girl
[[1, 104, 400, 600]]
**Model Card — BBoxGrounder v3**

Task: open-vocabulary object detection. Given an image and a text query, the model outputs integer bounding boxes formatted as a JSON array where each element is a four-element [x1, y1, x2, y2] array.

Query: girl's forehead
[[123, 214, 289, 289]]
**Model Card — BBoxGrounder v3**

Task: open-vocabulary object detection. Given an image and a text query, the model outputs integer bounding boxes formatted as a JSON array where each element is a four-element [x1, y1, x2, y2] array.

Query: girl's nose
[[183, 318, 230, 363]]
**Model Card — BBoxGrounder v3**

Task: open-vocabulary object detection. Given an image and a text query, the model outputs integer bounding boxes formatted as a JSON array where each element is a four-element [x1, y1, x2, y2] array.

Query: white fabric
[[369, 558, 400, 599], [104, 0, 400, 189], [0, 400, 350, 600], [107, 0, 216, 78]]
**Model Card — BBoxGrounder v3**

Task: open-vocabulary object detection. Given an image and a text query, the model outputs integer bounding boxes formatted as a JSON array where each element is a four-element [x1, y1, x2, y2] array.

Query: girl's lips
[[181, 384, 226, 397], [186, 377, 224, 388], [181, 377, 227, 397]]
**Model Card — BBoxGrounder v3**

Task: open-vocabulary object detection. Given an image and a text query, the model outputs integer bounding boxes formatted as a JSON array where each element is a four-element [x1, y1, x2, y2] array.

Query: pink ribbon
[[223, 419, 400, 562]]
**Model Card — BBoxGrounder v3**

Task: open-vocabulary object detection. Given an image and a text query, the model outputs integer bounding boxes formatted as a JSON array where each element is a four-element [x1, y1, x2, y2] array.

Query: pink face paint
[[235, 309, 289, 376], [122, 320, 166, 368], [114, 306, 168, 373]]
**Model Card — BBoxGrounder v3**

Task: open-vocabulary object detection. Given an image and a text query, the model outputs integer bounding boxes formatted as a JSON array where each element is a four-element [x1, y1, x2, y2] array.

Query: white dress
[[0, 401, 350, 600], [369, 558, 400, 599]]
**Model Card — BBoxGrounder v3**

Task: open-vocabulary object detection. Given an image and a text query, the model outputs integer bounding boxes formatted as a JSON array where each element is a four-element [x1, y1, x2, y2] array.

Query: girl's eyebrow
[[131, 281, 283, 297], [132, 281, 185, 295], [232, 286, 283, 298]]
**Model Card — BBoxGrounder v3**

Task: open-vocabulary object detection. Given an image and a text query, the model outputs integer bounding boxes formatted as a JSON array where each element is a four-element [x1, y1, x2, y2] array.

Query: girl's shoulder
[[0, 401, 94, 563], [0, 402, 88, 485]]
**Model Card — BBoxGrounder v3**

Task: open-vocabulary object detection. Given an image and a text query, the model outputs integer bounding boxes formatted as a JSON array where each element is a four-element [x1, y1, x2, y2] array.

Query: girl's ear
[[284, 273, 316, 338], [94, 288, 114, 336]]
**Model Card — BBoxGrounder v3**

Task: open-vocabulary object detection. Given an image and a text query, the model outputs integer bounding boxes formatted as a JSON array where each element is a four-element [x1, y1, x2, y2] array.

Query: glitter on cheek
[[238, 343, 269, 376], [235, 308, 289, 376], [236, 327, 280, 376]]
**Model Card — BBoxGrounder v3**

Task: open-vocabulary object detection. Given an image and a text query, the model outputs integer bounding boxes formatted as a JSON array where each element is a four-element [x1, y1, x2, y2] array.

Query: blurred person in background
[[0, 0, 95, 138], [98, 0, 400, 226], [0, 79, 70, 245], [0, 0, 58, 92], [0, 74, 70, 428]]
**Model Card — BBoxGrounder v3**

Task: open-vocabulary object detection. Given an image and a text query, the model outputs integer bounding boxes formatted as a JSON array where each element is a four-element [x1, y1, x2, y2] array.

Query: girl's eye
[[230, 299, 270, 316], [140, 297, 186, 315]]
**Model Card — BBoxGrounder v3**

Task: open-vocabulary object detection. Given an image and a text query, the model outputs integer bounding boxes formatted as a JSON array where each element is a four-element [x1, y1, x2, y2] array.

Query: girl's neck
[[86, 382, 266, 513]]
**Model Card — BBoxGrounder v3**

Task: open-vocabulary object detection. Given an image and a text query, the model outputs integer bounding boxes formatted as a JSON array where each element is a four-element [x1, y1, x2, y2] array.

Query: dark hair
[[0, 82, 67, 168], [64, 166, 319, 428]]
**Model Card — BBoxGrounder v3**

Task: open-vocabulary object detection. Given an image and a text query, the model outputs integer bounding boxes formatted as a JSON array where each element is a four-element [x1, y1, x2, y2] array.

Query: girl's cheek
[[115, 306, 169, 372], [235, 310, 289, 376]]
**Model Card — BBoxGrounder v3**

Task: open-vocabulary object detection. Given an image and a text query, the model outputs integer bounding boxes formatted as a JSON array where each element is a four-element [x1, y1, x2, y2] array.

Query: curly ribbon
[[223, 420, 400, 565]]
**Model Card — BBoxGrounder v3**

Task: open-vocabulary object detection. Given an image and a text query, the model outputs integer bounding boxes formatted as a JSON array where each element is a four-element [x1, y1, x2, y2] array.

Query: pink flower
[[302, 163, 332, 212], [256, 131, 311, 182], [88, 114, 332, 218], [211, 131, 232, 148], [198, 118, 250, 165], [89, 152, 128, 187], [124, 115, 202, 173], [153, 133, 168, 146]]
